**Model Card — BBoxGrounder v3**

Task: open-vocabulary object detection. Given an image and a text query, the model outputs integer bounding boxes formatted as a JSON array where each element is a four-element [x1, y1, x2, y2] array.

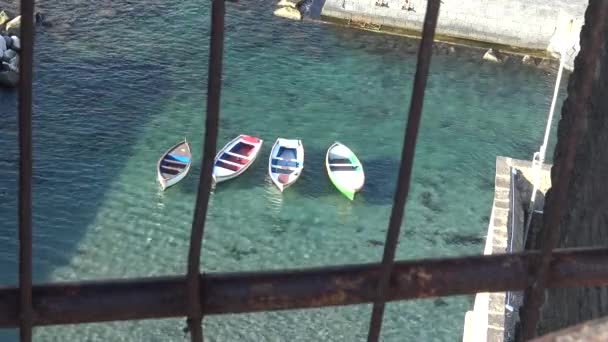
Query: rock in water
[[522, 54, 537, 66], [482, 48, 501, 63], [35, 12, 45, 25], [273, 6, 302, 20], [0, 10, 9, 26], [0, 71, 18, 88], [2, 49, 16, 62], [10, 36, 20, 51], [6, 15, 21, 36]]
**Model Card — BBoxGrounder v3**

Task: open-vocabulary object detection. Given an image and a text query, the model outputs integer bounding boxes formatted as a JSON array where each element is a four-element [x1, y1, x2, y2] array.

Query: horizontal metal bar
[[0, 248, 607, 327]]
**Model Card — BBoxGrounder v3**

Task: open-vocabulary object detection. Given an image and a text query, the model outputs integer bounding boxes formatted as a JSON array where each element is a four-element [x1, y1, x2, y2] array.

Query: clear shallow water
[[0, 0, 564, 340]]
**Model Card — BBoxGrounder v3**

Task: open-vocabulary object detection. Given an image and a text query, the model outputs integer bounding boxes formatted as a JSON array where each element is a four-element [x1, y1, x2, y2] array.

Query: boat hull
[[158, 163, 191, 190], [157, 139, 192, 191], [213, 135, 263, 184], [268, 138, 304, 192], [325, 142, 364, 200]]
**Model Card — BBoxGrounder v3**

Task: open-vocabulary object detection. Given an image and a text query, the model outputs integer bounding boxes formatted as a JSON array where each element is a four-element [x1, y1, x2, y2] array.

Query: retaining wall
[[320, 0, 586, 69]]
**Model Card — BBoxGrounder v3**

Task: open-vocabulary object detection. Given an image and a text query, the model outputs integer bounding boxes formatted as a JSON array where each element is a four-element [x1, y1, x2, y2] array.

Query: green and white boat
[[325, 142, 365, 200]]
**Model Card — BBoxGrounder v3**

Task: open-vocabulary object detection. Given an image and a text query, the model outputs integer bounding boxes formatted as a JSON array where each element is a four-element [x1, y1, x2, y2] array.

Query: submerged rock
[[0, 70, 18, 88], [0, 34, 5, 53], [274, 6, 302, 20]]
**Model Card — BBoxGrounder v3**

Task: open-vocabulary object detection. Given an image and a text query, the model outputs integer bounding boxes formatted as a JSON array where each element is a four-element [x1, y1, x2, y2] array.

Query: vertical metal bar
[[18, 0, 36, 340], [518, 2, 608, 340], [366, 1, 441, 341], [185, 0, 225, 341]]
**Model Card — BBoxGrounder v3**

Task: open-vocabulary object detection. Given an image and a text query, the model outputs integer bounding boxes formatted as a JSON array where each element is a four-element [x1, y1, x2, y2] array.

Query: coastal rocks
[[1, 47, 15, 60], [274, 0, 303, 21], [521, 54, 542, 67], [2, 35, 10, 49], [274, 6, 302, 20], [5, 15, 20, 35], [2, 55, 17, 72], [482, 48, 504, 63], [0, 10, 8, 26], [0, 10, 22, 88], [10, 35, 19, 50]]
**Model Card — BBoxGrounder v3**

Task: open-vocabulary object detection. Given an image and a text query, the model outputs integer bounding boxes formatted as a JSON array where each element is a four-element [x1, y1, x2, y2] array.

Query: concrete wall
[[320, 0, 587, 69]]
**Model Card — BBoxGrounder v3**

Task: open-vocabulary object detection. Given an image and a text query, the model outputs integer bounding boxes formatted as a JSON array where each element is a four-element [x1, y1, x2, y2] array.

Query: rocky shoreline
[[0, 10, 23, 88]]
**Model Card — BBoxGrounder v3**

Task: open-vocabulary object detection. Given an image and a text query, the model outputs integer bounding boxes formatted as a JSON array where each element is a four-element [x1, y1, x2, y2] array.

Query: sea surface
[[0, 0, 564, 341]]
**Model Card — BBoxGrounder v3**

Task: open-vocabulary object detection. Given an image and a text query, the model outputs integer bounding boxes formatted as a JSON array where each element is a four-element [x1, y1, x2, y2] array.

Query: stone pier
[[462, 156, 552, 342]]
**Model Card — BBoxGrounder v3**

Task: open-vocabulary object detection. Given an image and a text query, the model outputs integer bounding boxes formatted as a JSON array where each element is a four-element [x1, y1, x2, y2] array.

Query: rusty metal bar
[[367, 1, 441, 341], [0, 248, 606, 328], [185, 0, 226, 341], [17, 0, 36, 340], [518, 2, 608, 340]]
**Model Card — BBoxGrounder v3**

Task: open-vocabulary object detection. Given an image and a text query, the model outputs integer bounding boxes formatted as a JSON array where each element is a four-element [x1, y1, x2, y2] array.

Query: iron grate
[[11, 0, 608, 341]]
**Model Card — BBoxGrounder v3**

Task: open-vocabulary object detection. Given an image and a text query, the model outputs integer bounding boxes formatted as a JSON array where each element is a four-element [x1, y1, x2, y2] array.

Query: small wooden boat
[[325, 142, 364, 200], [213, 135, 264, 183], [268, 138, 304, 192], [157, 139, 192, 191]]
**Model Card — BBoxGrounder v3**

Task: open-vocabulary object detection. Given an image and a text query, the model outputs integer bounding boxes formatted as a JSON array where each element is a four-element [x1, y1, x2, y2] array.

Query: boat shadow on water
[[0, 29, 177, 313]]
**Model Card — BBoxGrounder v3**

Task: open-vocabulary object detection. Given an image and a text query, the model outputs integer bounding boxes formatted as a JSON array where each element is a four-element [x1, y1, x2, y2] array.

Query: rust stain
[[250, 283, 274, 295], [311, 290, 348, 306], [416, 268, 432, 281], [334, 275, 366, 290]]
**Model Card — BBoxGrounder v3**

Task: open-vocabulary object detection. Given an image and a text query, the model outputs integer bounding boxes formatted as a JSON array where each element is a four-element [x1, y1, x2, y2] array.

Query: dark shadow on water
[[0, 28, 183, 340]]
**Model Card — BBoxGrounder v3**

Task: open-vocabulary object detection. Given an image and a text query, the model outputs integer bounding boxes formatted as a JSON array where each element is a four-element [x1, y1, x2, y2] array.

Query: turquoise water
[[0, 1, 564, 341]]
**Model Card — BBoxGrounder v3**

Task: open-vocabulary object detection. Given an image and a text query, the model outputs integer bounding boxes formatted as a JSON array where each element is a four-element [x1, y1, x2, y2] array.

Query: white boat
[[213, 134, 264, 183], [325, 142, 365, 200], [157, 139, 192, 191], [268, 138, 304, 192]]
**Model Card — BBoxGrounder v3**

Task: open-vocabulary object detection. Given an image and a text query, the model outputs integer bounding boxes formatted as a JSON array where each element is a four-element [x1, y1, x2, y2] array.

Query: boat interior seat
[[168, 154, 191, 163]]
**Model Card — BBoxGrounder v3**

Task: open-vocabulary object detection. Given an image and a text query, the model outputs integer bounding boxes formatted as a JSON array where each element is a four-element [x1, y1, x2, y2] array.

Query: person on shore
[[402, 0, 415, 11]]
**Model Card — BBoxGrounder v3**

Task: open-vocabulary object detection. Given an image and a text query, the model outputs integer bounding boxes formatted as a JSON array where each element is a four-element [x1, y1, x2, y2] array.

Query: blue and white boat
[[157, 139, 192, 190], [268, 138, 304, 192]]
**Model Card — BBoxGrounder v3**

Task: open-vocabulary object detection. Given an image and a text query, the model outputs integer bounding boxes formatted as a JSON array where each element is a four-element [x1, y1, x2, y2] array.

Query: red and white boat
[[212, 135, 263, 183]]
